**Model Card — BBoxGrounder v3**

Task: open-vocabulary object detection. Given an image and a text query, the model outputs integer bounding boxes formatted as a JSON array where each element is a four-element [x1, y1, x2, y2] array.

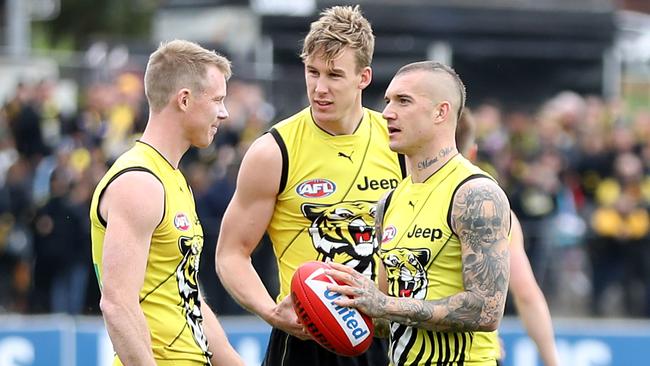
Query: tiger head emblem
[[381, 248, 430, 299], [302, 201, 377, 277], [177, 235, 208, 353]]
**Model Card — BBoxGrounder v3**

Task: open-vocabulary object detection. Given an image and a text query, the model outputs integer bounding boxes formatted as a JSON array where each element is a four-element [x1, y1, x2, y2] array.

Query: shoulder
[[450, 177, 511, 237], [243, 132, 282, 165], [452, 177, 509, 210], [114, 142, 149, 164], [236, 133, 283, 196], [101, 170, 165, 227], [455, 155, 494, 179], [104, 170, 164, 203]]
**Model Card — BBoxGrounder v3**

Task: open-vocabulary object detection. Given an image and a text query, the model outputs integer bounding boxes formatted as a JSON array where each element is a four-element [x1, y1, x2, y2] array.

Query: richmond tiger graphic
[[381, 248, 430, 299], [302, 201, 377, 278], [176, 235, 209, 353]]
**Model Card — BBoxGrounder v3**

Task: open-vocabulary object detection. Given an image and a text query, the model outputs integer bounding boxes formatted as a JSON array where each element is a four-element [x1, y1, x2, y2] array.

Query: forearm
[[325, 262, 505, 333], [514, 293, 559, 366], [217, 252, 277, 322], [101, 299, 156, 366], [202, 302, 244, 366], [380, 291, 503, 332]]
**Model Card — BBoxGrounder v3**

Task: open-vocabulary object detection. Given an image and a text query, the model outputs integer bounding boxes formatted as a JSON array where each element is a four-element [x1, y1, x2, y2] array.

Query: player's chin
[[388, 141, 404, 154], [311, 108, 335, 123], [193, 136, 213, 149]]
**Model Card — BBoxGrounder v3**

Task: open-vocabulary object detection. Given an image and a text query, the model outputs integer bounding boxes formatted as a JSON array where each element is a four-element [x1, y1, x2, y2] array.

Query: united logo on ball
[[290, 261, 374, 356]]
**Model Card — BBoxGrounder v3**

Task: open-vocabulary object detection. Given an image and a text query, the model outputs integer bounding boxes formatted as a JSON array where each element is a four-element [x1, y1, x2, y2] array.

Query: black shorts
[[262, 327, 389, 366]]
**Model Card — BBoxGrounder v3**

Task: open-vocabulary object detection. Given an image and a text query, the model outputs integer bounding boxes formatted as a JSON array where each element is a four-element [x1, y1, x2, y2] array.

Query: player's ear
[[359, 66, 372, 90], [177, 88, 191, 111], [433, 102, 451, 124]]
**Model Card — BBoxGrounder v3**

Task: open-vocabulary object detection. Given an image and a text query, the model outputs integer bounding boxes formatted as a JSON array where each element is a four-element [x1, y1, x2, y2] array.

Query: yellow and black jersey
[[380, 154, 499, 365], [90, 141, 211, 365], [267, 107, 406, 301]]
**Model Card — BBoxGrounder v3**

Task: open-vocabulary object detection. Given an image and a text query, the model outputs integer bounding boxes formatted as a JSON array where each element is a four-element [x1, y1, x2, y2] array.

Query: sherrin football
[[290, 261, 374, 356]]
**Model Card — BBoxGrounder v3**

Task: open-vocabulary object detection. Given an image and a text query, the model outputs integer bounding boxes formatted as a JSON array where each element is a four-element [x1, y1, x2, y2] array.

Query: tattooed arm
[[327, 178, 510, 332]]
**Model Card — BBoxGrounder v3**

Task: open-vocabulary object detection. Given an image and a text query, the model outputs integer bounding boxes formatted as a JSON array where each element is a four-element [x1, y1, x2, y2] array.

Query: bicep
[[217, 134, 281, 257], [101, 172, 164, 299], [451, 178, 511, 295]]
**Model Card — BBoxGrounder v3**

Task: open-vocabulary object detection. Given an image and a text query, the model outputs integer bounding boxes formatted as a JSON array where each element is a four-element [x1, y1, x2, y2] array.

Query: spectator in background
[[5, 83, 50, 167], [590, 152, 650, 316], [1, 157, 34, 312], [31, 167, 88, 314]]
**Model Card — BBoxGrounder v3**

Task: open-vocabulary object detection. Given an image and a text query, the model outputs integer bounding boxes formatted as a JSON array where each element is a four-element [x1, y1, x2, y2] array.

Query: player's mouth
[[313, 100, 333, 110]]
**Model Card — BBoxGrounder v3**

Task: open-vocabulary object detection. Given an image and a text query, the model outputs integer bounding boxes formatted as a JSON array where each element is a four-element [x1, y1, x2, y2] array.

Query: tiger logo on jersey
[[381, 248, 430, 299], [302, 201, 377, 278], [176, 235, 208, 353]]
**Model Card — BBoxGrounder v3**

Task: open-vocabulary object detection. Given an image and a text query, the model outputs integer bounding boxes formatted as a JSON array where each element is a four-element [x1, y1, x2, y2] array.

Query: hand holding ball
[[290, 261, 374, 356]]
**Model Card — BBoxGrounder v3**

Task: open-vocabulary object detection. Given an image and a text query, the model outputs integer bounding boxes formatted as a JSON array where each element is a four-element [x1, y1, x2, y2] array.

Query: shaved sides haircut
[[395, 61, 466, 120]]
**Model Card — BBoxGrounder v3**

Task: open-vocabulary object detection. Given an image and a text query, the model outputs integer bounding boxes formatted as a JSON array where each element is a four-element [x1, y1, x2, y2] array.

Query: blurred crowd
[[0, 71, 648, 319], [471, 93, 650, 317]]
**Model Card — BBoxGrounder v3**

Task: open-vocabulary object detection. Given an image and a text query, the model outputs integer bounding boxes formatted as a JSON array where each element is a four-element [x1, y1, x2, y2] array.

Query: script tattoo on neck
[[417, 147, 454, 170]]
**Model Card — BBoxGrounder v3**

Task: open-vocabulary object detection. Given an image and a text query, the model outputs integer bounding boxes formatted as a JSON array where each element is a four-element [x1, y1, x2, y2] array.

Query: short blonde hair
[[144, 40, 232, 113], [300, 5, 374, 72]]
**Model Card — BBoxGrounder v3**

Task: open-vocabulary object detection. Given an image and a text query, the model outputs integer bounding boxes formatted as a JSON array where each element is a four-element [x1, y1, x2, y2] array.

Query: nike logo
[[337, 151, 353, 163]]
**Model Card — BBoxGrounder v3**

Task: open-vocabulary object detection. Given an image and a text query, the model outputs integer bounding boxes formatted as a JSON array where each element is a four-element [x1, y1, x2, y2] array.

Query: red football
[[290, 261, 374, 357]]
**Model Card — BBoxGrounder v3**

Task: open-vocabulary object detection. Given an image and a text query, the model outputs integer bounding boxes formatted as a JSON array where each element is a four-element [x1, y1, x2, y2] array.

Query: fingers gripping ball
[[290, 261, 374, 356]]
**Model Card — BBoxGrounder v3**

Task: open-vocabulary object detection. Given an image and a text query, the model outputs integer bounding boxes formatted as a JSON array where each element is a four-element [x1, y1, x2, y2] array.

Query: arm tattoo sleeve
[[380, 179, 511, 332], [449, 179, 510, 330]]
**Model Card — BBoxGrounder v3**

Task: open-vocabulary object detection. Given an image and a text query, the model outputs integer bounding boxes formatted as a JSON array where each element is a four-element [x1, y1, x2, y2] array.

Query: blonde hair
[[144, 40, 232, 113], [300, 5, 375, 72]]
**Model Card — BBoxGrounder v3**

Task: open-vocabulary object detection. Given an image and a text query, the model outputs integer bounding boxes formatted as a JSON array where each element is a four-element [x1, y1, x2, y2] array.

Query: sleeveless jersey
[[380, 154, 499, 365], [268, 107, 405, 301], [90, 141, 210, 365]]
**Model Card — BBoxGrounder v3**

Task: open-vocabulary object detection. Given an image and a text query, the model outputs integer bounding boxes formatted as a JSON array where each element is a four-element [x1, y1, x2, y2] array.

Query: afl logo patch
[[174, 213, 191, 231], [382, 225, 397, 243], [296, 179, 336, 198]]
